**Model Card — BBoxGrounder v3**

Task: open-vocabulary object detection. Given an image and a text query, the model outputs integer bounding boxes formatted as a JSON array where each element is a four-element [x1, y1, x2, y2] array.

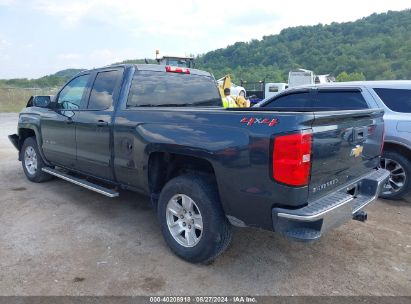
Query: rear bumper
[[272, 168, 390, 241]]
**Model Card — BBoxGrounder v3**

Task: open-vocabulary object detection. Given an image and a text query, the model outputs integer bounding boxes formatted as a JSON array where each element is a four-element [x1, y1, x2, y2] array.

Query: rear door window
[[315, 90, 368, 110], [262, 92, 312, 108], [373, 88, 411, 113], [88, 70, 123, 110], [127, 70, 221, 107]]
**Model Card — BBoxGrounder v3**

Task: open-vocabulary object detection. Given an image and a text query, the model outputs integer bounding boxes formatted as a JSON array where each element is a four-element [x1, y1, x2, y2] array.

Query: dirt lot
[[0, 112, 410, 296]]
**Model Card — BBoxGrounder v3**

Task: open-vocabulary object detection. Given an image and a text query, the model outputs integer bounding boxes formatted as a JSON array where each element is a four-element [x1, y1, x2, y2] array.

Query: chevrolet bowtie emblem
[[350, 145, 363, 157]]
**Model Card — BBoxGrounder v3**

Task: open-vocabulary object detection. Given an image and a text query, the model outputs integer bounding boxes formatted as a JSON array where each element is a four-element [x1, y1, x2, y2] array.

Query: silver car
[[341, 81, 411, 200]]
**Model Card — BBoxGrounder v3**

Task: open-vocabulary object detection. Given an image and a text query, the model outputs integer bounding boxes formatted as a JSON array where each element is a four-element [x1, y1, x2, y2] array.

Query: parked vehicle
[[240, 80, 288, 104], [217, 75, 246, 97], [343, 81, 411, 200], [155, 50, 195, 68], [9, 64, 389, 263], [288, 69, 334, 88], [242, 69, 333, 104], [288, 69, 316, 88], [257, 81, 411, 200]]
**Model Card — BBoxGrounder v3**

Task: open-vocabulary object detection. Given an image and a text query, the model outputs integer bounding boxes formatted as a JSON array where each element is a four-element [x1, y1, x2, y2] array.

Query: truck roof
[[292, 80, 411, 90], [83, 64, 212, 78], [325, 80, 411, 88], [158, 55, 194, 59], [135, 64, 212, 77]]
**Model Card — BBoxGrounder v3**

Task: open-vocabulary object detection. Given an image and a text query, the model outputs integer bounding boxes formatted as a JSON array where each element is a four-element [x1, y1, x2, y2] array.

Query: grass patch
[[0, 87, 58, 112]]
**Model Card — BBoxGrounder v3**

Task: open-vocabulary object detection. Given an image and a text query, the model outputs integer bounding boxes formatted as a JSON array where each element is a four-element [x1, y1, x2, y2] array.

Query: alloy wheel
[[380, 157, 406, 195], [166, 194, 203, 247], [24, 146, 38, 176]]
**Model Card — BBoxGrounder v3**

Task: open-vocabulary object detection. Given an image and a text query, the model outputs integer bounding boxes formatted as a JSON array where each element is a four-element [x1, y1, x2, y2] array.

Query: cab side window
[[57, 74, 90, 110], [88, 70, 123, 110], [374, 88, 411, 113], [263, 92, 311, 108], [316, 90, 368, 110]]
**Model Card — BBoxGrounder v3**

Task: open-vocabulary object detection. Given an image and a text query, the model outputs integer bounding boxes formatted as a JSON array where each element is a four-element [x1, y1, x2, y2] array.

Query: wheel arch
[[383, 141, 411, 159], [380, 141, 411, 200], [17, 127, 50, 165], [147, 152, 223, 211], [18, 128, 36, 145]]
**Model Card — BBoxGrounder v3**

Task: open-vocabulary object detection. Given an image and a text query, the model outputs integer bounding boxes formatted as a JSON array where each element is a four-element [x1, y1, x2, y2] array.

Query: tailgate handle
[[353, 127, 366, 141]]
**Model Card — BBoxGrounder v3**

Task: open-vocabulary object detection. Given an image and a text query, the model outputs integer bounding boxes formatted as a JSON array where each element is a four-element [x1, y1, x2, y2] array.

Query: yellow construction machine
[[217, 75, 250, 108]]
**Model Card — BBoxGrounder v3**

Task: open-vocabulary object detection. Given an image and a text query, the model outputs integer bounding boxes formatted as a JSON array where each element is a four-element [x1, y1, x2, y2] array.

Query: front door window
[[57, 75, 90, 110]]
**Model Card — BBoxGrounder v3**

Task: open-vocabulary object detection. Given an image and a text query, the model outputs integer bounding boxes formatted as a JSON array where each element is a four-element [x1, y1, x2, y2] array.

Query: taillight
[[272, 132, 312, 186], [165, 65, 190, 74]]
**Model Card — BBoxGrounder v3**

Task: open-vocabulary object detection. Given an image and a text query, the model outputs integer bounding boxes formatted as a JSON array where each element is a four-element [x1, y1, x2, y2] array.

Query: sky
[[0, 0, 410, 79]]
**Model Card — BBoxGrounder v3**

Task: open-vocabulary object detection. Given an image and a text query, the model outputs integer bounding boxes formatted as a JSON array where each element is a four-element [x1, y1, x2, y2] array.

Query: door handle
[[97, 120, 108, 127], [66, 118, 74, 124]]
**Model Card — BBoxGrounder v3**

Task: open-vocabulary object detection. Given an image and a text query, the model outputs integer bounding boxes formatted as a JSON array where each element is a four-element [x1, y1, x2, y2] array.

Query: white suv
[[357, 81, 411, 200]]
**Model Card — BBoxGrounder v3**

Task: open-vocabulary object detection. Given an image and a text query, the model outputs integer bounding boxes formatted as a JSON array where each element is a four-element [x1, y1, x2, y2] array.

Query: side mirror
[[32, 95, 52, 108]]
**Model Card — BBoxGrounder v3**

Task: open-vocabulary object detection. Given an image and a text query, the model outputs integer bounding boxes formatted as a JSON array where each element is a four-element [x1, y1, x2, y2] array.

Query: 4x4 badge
[[240, 117, 278, 127]]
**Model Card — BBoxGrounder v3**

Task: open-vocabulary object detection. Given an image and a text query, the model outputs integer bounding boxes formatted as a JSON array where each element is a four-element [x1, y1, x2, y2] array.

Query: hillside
[[53, 69, 84, 78], [195, 9, 411, 82], [0, 69, 83, 88]]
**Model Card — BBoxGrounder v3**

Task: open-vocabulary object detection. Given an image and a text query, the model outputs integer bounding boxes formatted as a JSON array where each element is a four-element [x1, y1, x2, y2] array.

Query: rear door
[[308, 88, 384, 201], [113, 68, 222, 191], [74, 68, 123, 180]]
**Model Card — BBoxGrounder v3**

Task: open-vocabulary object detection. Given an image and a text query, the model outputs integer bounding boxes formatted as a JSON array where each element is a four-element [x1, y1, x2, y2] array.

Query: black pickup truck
[[9, 64, 389, 263]]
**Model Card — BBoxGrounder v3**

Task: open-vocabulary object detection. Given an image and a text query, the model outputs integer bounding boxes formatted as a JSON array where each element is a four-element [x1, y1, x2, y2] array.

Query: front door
[[41, 74, 91, 168], [75, 69, 123, 180]]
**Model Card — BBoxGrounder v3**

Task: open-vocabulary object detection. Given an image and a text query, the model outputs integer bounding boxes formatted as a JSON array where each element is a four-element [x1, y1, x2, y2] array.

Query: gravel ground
[[0, 112, 410, 296]]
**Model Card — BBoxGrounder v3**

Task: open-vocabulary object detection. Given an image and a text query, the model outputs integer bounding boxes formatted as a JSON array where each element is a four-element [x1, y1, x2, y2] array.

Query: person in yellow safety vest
[[222, 88, 238, 108]]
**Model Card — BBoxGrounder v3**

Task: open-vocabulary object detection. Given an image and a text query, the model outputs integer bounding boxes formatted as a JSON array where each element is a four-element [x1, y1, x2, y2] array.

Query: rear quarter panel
[[113, 108, 315, 230]]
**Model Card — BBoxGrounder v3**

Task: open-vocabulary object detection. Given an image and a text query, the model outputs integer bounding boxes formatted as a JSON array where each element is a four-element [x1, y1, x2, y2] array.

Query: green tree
[[336, 71, 366, 82]]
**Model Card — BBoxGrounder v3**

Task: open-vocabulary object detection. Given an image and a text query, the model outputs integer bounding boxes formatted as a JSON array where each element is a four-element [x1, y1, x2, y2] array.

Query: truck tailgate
[[308, 109, 384, 202]]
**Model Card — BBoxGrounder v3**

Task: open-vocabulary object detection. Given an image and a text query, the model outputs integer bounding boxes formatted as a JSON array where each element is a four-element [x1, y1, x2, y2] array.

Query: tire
[[157, 174, 232, 263], [21, 137, 53, 183], [380, 150, 411, 200]]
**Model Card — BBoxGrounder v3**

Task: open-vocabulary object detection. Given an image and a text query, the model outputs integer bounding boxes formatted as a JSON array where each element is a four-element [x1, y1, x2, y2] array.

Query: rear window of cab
[[127, 70, 221, 107]]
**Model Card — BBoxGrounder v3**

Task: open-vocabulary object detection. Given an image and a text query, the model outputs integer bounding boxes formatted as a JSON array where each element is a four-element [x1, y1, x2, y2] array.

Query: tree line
[[195, 9, 411, 83]]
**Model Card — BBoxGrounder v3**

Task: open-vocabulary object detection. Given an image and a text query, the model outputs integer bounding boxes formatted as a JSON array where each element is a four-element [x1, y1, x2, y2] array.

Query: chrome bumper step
[[272, 168, 390, 241], [42, 167, 119, 198]]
